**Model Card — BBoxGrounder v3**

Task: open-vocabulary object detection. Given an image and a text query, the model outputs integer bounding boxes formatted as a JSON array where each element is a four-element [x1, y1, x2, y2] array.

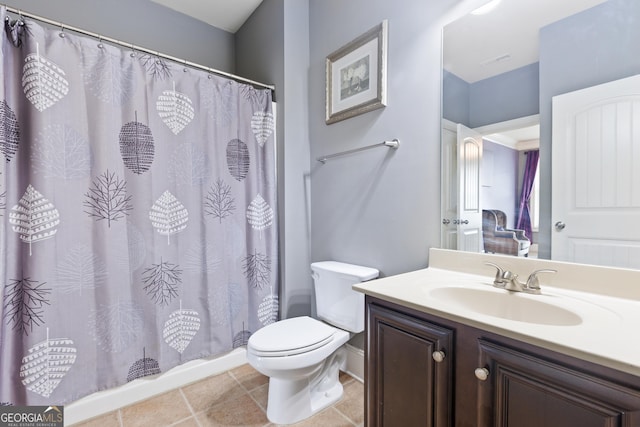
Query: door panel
[[441, 121, 458, 249], [552, 74, 640, 268], [457, 124, 483, 253]]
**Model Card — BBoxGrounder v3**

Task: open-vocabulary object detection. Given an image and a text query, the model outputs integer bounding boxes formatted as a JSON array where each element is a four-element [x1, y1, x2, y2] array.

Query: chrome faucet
[[484, 262, 556, 294]]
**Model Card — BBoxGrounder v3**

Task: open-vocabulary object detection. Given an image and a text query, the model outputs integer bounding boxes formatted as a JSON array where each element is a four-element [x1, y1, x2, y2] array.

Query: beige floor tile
[[120, 390, 191, 427], [181, 372, 246, 413], [229, 363, 269, 391], [170, 417, 200, 427], [339, 371, 355, 385], [68, 410, 121, 427], [334, 380, 364, 425], [196, 393, 270, 427], [249, 383, 269, 411], [274, 407, 354, 427]]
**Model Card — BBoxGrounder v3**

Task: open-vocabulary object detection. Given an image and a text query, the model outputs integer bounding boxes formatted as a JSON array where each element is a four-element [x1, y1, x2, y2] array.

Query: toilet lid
[[249, 316, 336, 356]]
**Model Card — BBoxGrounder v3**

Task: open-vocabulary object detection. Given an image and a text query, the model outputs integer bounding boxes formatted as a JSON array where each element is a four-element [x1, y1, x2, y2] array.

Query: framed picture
[[325, 20, 388, 124]]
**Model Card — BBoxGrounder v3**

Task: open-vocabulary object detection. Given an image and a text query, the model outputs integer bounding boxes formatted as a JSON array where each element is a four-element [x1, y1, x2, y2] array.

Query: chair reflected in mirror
[[482, 209, 530, 257]]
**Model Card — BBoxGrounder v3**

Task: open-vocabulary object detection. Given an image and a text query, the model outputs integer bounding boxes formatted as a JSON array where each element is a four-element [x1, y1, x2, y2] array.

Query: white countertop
[[353, 248, 640, 376]]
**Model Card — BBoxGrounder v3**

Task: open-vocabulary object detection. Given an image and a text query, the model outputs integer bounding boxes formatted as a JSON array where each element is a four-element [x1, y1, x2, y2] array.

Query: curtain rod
[[3, 5, 276, 92]]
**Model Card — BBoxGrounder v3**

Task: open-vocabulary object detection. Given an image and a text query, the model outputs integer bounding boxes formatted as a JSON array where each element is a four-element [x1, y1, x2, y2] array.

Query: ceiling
[[149, 0, 263, 33], [443, 0, 608, 83]]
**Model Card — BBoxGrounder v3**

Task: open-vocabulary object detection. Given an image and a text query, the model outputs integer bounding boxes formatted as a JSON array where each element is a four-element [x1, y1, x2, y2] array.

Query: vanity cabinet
[[367, 303, 453, 426], [365, 296, 640, 427]]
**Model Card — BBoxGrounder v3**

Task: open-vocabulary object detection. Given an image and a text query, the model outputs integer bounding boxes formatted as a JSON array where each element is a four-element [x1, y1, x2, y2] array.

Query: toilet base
[[264, 348, 346, 425]]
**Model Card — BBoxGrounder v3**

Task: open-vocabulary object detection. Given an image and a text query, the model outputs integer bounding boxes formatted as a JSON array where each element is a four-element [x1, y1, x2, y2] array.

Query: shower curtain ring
[[183, 59, 188, 72], [97, 36, 104, 49], [130, 44, 136, 58], [59, 24, 65, 38]]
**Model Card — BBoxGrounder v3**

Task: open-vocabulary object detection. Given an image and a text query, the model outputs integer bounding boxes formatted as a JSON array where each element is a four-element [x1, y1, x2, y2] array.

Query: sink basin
[[429, 286, 583, 326]]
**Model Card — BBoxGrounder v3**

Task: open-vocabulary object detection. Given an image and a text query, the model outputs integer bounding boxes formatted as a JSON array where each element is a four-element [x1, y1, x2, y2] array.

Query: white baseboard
[[344, 343, 364, 383], [65, 348, 247, 425]]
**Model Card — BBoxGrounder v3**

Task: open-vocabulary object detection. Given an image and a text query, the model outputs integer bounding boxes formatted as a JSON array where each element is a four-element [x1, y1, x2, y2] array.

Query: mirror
[[441, 0, 640, 269]]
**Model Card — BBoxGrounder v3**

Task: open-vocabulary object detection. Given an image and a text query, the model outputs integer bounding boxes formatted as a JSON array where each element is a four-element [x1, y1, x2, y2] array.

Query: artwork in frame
[[325, 20, 388, 124]]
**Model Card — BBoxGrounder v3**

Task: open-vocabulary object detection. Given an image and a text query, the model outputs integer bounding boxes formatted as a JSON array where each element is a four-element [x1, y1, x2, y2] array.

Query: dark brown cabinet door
[[477, 339, 640, 427], [366, 303, 454, 427]]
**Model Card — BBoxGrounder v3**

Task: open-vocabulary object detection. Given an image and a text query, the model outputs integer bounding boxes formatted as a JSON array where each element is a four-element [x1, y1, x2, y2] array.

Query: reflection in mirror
[[441, 0, 640, 270]]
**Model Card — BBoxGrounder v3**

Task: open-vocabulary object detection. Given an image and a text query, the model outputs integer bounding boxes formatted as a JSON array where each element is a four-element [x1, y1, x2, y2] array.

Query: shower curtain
[[0, 8, 278, 406]]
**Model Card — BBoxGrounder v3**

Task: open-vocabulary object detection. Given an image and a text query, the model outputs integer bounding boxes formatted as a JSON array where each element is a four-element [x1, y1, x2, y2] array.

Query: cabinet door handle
[[432, 350, 446, 363], [474, 367, 490, 381]]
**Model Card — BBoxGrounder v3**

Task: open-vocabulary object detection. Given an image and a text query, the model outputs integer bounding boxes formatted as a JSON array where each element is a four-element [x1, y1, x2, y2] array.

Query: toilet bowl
[[247, 261, 378, 425]]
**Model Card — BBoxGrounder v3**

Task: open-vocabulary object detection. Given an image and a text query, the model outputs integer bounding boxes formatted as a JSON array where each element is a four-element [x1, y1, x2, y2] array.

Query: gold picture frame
[[325, 20, 388, 124]]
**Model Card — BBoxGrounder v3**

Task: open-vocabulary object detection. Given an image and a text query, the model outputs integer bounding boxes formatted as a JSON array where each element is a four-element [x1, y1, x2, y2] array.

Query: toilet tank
[[311, 261, 379, 333]]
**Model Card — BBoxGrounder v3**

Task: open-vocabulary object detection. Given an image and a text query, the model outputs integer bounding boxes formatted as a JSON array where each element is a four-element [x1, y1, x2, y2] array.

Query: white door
[[456, 124, 483, 252], [552, 74, 640, 269], [441, 120, 458, 249]]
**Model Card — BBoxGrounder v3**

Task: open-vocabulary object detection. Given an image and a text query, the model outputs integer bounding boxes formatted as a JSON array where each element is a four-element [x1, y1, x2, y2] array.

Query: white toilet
[[247, 261, 379, 425]]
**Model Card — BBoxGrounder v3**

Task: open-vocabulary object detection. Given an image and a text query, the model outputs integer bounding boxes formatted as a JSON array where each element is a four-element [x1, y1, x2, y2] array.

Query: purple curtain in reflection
[[516, 150, 539, 242]]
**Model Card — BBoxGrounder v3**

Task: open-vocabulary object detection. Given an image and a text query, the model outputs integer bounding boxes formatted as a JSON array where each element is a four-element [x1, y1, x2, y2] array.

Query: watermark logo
[[0, 406, 63, 427]]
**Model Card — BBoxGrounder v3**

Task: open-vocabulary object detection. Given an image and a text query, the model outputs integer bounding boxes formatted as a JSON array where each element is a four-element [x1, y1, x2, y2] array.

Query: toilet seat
[[248, 316, 336, 357]]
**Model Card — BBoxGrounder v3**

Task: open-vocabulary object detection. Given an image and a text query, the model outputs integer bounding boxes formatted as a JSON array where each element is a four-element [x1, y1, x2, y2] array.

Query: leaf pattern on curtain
[[226, 139, 250, 181], [83, 48, 134, 105], [0, 100, 20, 162], [200, 78, 235, 128], [169, 143, 209, 187], [119, 112, 155, 175], [251, 111, 275, 147], [9, 185, 60, 256], [142, 258, 182, 306], [126, 348, 160, 382], [139, 54, 173, 81], [247, 194, 274, 237], [89, 302, 144, 353], [183, 242, 221, 275], [232, 324, 251, 349], [54, 244, 107, 295], [202, 282, 246, 328], [0, 169, 6, 215], [215, 80, 235, 127], [201, 284, 232, 326], [163, 301, 200, 354], [258, 292, 279, 326], [3, 275, 51, 335], [242, 250, 271, 290], [32, 125, 91, 180], [115, 222, 147, 272], [205, 178, 235, 223], [84, 170, 133, 227], [22, 43, 69, 112], [20, 328, 77, 398], [149, 190, 189, 245], [157, 82, 195, 135]]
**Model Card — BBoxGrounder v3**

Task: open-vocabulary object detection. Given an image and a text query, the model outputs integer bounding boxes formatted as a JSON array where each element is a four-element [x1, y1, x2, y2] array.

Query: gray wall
[[236, 0, 313, 318], [3, 0, 235, 72], [469, 63, 539, 128], [443, 63, 539, 128], [309, 0, 458, 277], [443, 70, 470, 126], [537, 0, 640, 259]]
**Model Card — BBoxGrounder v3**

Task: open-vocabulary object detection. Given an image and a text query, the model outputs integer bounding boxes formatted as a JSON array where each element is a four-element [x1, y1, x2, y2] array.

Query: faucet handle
[[525, 269, 557, 292], [484, 262, 506, 287]]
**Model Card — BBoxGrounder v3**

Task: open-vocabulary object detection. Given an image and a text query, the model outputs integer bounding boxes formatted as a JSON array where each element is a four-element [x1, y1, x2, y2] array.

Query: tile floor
[[70, 364, 364, 427]]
